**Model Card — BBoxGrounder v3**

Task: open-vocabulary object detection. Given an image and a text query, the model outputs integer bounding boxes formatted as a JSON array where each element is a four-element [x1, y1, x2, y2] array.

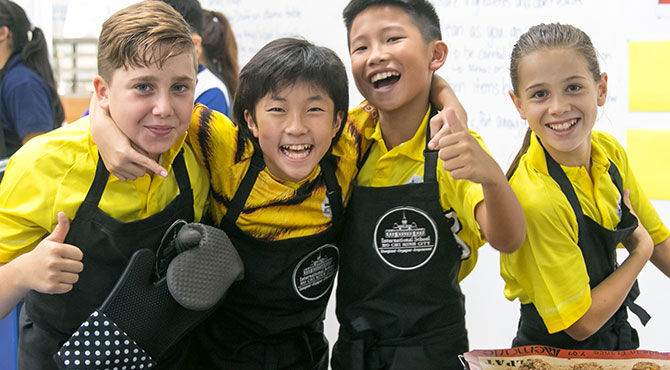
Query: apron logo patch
[[374, 206, 438, 270], [322, 196, 332, 218], [293, 244, 339, 301]]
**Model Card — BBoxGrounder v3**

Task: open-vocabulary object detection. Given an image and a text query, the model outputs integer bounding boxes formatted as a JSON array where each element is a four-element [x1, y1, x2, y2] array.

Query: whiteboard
[[196, 0, 670, 352], [201, 0, 670, 169]]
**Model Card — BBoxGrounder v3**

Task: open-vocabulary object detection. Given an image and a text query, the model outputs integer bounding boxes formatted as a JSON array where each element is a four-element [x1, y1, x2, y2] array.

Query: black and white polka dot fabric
[[55, 310, 157, 370]]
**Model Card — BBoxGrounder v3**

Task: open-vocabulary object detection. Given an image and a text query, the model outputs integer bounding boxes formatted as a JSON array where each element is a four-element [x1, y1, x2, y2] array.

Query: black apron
[[332, 107, 468, 370], [513, 145, 650, 350], [186, 151, 343, 370], [18, 151, 194, 369]]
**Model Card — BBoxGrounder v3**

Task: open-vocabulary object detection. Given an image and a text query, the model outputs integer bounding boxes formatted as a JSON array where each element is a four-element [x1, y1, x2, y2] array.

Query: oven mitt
[[54, 223, 244, 369], [167, 222, 244, 310]]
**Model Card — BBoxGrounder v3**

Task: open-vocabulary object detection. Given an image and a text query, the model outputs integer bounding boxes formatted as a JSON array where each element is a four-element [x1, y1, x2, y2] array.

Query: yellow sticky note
[[627, 129, 670, 200], [629, 41, 670, 111]]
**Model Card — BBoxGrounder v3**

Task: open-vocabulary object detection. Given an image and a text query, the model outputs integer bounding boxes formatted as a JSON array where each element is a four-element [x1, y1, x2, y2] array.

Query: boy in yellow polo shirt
[[0, 2, 208, 368], [331, 1, 526, 369]]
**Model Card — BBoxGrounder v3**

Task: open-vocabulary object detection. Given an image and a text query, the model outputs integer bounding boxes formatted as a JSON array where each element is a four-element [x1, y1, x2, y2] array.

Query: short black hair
[[161, 0, 203, 35], [343, 0, 442, 43], [233, 38, 349, 160]]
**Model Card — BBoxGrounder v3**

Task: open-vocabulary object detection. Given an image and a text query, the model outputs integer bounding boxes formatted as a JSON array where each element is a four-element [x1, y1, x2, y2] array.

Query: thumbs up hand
[[15, 212, 83, 294], [435, 108, 504, 186]]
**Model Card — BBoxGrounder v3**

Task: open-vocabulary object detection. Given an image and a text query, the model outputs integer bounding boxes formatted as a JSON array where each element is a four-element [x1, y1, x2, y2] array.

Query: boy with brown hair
[[0, 1, 209, 368], [331, 0, 526, 368]]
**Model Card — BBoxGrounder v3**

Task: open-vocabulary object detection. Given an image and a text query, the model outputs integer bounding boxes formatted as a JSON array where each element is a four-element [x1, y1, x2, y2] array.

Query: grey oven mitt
[[54, 222, 244, 369]]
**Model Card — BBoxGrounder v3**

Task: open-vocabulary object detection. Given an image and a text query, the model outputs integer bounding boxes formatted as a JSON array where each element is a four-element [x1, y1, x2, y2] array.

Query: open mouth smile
[[547, 118, 578, 132], [280, 144, 313, 159], [370, 71, 400, 89]]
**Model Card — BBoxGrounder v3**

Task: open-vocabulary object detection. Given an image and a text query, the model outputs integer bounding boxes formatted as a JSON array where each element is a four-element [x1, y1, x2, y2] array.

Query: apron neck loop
[[422, 105, 439, 184], [222, 150, 265, 226], [83, 154, 112, 206]]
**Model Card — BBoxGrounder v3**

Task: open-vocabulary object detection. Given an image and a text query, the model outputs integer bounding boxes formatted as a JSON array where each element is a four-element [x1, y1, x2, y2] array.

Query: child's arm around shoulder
[[0, 213, 82, 318], [89, 96, 168, 180], [436, 109, 525, 253], [427, 74, 467, 150]]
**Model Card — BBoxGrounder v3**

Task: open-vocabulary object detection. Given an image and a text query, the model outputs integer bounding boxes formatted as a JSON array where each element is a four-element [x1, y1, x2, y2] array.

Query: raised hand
[[428, 107, 461, 150], [14, 212, 83, 294], [436, 108, 504, 185]]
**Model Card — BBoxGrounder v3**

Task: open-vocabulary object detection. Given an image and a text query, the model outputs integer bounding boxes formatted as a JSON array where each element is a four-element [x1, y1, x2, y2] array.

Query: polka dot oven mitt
[[55, 223, 243, 369], [55, 310, 156, 369]]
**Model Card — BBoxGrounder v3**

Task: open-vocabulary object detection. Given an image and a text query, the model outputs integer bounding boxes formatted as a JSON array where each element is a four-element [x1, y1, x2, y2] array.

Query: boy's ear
[[244, 109, 259, 138], [429, 41, 448, 72], [192, 33, 203, 60], [508, 90, 527, 120], [93, 76, 111, 111], [597, 72, 608, 107], [332, 111, 344, 138], [0, 26, 9, 42]]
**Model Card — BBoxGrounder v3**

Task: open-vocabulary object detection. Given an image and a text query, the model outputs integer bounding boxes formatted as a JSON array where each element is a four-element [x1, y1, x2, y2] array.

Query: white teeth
[[280, 144, 312, 159], [548, 119, 577, 131], [281, 144, 311, 151], [371, 71, 400, 83]]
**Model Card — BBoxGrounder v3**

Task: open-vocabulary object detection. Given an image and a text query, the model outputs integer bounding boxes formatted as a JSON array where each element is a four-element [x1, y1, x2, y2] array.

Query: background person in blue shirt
[[162, 0, 233, 116], [0, 0, 64, 158]]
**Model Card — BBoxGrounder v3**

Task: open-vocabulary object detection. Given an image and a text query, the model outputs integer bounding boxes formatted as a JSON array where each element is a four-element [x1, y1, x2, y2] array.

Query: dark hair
[[161, 0, 203, 35], [342, 0, 441, 44], [506, 23, 601, 179], [233, 38, 349, 162], [201, 9, 238, 97], [0, 0, 64, 125]]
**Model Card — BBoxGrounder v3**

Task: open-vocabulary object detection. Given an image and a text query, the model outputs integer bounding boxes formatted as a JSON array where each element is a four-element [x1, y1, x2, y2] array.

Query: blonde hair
[[97, 0, 197, 82]]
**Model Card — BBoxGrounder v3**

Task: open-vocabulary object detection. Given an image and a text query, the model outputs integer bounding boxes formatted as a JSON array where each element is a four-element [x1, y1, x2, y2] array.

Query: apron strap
[[542, 146, 585, 228], [624, 280, 651, 325], [82, 154, 112, 206], [422, 105, 439, 184], [604, 161, 650, 326], [607, 160, 624, 194], [221, 150, 265, 226], [171, 149, 192, 197], [358, 141, 373, 172], [357, 104, 438, 181], [84, 149, 190, 208], [319, 153, 344, 230]]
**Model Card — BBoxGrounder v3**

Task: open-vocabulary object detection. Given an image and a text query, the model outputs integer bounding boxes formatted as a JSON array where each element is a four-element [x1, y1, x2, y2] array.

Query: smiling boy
[[0, 2, 208, 368], [244, 81, 343, 183], [331, 1, 526, 368]]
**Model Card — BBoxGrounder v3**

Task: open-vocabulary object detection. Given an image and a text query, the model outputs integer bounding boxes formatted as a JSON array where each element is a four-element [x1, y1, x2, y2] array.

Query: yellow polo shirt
[[186, 104, 369, 241], [0, 116, 209, 262], [351, 102, 486, 280], [502, 131, 669, 334]]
